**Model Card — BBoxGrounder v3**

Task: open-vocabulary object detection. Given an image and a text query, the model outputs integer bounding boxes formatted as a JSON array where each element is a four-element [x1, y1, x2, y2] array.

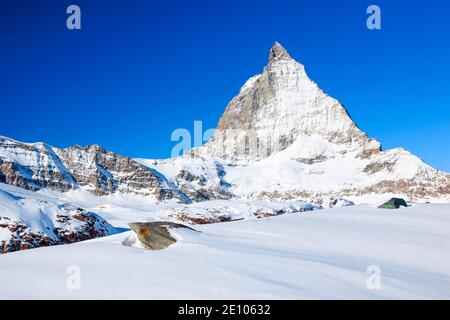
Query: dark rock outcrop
[[378, 198, 408, 209]]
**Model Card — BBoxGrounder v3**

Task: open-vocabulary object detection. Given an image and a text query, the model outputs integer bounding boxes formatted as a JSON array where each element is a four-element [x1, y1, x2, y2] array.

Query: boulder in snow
[[378, 198, 408, 209], [128, 222, 197, 250]]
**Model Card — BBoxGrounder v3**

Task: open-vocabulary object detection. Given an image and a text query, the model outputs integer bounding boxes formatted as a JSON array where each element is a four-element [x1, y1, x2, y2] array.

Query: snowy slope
[[1, 204, 450, 299], [0, 183, 119, 253], [222, 143, 450, 203], [0, 136, 188, 202], [39, 185, 321, 228], [139, 142, 450, 204], [145, 43, 450, 203], [0, 180, 323, 253]]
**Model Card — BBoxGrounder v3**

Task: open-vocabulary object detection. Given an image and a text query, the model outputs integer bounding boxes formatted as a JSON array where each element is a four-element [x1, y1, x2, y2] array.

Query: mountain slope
[[0, 136, 189, 203], [0, 183, 119, 254], [158, 43, 450, 203]]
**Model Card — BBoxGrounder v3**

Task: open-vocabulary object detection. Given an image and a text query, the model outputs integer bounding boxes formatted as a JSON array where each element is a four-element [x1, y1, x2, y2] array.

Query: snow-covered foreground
[[1, 204, 450, 299]]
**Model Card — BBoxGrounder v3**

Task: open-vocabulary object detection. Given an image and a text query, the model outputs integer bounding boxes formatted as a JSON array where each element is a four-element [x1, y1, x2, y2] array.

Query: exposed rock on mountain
[[269, 41, 292, 62], [0, 138, 76, 192], [0, 184, 118, 254], [154, 200, 320, 225], [204, 42, 379, 162], [0, 136, 189, 203], [138, 154, 233, 203]]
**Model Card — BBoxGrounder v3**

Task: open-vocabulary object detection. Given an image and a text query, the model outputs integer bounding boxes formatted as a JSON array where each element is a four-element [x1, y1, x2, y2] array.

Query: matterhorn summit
[[160, 42, 450, 203], [268, 41, 292, 62], [203, 42, 381, 162]]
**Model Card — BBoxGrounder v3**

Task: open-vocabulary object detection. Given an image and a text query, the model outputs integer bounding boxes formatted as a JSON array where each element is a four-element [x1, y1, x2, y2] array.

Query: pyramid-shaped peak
[[269, 42, 292, 63]]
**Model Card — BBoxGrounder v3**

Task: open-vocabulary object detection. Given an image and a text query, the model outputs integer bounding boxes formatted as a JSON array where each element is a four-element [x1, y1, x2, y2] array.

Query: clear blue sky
[[1, 0, 449, 171]]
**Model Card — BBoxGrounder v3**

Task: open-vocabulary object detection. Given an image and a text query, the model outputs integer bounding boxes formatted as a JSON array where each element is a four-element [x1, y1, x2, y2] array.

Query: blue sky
[[0, 0, 449, 171]]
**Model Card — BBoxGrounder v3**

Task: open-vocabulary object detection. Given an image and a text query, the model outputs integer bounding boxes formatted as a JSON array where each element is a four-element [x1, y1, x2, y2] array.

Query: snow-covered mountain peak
[[268, 42, 293, 63], [203, 43, 378, 162]]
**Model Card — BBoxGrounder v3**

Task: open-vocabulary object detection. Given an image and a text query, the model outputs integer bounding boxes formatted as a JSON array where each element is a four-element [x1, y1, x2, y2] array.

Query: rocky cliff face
[[137, 154, 233, 202], [0, 137, 76, 192], [204, 42, 380, 162], [0, 136, 189, 203]]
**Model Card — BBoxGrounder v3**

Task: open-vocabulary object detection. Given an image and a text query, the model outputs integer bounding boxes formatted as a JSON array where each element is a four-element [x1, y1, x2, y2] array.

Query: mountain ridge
[[0, 135, 189, 202], [202, 42, 381, 163], [1, 42, 449, 204]]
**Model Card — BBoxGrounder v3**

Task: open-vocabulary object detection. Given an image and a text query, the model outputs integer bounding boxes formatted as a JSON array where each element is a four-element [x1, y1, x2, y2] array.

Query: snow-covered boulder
[[320, 196, 355, 208]]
